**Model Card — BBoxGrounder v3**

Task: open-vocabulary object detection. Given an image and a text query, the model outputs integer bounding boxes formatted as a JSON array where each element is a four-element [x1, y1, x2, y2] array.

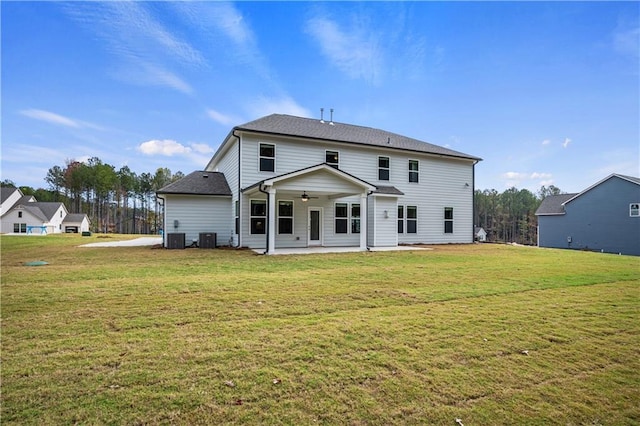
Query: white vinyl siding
[[163, 194, 232, 247], [236, 134, 475, 247]]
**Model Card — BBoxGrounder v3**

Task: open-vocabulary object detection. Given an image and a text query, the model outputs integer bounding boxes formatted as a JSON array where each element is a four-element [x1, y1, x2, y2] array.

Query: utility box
[[199, 232, 217, 249], [167, 233, 185, 249]]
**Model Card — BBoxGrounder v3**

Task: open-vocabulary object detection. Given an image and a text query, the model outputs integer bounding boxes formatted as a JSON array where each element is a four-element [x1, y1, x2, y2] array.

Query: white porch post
[[268, 187, 276, 254], [360, 192, 368, 250]]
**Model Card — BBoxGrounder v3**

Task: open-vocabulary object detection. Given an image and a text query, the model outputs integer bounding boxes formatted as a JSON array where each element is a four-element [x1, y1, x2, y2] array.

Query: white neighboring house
[[475, 226, 487, 242], [0, 187, 90, 234], [157, 114, 482, 253]]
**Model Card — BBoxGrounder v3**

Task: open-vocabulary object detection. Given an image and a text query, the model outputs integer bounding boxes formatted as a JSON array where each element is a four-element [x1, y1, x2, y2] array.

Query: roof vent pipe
[[329, 108, 334, 125], [320, 108, 325, 123]]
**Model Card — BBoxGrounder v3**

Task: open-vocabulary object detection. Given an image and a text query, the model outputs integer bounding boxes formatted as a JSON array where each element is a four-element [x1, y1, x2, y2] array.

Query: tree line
[[2, 157, 184, 234], [475, 185, 563, 245], [3, 156, 563, 243]]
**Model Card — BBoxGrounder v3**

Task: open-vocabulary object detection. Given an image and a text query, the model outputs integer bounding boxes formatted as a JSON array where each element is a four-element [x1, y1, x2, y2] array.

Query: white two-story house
[[157, 114, 481, 253]]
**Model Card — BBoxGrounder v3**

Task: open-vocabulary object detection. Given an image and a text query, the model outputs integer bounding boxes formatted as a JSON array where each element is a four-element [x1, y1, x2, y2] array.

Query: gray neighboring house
[[535, 174, 640, 256], [158, 114, 482, 253]]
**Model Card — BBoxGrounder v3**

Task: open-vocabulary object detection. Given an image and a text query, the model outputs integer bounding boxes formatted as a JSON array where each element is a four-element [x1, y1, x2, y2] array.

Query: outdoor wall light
[[384, 210, 389, 219]]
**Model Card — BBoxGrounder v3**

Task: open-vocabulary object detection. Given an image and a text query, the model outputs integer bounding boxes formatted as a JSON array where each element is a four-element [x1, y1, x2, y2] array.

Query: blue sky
[[2, 1, 638, 193]]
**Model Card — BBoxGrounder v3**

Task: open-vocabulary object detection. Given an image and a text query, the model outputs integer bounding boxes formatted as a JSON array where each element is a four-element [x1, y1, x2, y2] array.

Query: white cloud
[[541, 139, 551, 146], [19, 108, 104, 130], [305, 16, 383, 85], [501, 171, 554, 189], [191, 143, 214, 154], [563, 138, 571, 148], [64, 2, 203, 94], [247, 96, 311, 119], [20, 109, 81, 128], [613, 22, 640, 58], [206, 109, 239, 126], [138, 139, 191, 156]]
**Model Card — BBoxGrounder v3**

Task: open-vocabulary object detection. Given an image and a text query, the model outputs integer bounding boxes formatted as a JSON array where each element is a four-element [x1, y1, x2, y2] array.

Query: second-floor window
[[409, 160, 419, 183], [378, 156, 390, 181], [326, 150, 339, 168], [259, 143, 275, 172]]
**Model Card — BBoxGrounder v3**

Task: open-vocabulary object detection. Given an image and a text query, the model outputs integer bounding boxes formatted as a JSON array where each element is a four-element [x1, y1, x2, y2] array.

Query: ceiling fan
[[300, 191, 318, 202]]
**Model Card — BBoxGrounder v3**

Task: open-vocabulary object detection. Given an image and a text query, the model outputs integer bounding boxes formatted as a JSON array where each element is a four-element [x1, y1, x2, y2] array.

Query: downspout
[[258, 183, 270, 255], [472, 161, 477, 243], [157, 194, 165, 247], [233, 130, 241, 248]]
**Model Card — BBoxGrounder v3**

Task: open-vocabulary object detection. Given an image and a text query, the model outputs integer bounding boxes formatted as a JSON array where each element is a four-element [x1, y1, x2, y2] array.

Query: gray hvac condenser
[[166, 233, 185, 249], [199, 232, 216, 249]]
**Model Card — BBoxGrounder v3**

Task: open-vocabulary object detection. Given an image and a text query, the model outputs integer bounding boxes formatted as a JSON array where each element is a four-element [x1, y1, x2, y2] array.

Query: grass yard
[[1, 234, 639, 425]]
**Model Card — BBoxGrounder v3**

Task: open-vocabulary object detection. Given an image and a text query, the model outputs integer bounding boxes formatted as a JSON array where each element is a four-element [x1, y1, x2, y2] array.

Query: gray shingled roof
[[64, 213, 89, 224], [236, 114, 482, 161], [21, 202, 67, 221], [157, 171, 231, 196], [535, 193, 577, 216], [374, 186, 405, 196], [1, 187, 19, 204]]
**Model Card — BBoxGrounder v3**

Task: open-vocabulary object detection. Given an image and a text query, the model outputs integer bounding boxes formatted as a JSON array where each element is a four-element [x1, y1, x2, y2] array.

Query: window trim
[[334, 202, 348, 234], [351, 203, 361, 234], [409, 159, 419, 183], [325, 150, 340, 168], [378, 156, 390, 181], [397, 205, 404, 234], [444, 207, 454, 234], [259, 143, 276, 172], [631, 203, 640, 217], [406, 205, 418, 234], [250, 199, 267, 235], [278, 200, 294, 235]]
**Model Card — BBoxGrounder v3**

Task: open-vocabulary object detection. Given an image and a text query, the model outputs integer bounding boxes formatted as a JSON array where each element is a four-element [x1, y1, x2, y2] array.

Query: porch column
[[268, 187, 276, 254], [360, 192, 368, 250]]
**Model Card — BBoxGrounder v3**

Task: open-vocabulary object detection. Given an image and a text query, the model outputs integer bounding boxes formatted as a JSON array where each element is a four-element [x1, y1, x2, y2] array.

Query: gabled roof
[[64, 213, 89, 224], [561, 174, 640, 206], [1, 186, 21, 204], [22, 202, 68, 221], [234, 114, 482, 162], [535, 193, 578, 216], [156, 171, 232, 196]]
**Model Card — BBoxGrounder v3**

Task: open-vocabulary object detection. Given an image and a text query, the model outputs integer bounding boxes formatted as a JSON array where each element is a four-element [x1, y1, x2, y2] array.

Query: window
[[397, 205, 404, 233], [278, 201, 294, 234], [259, 143, 275, 172], [409, 160, 419, 183], [235, 200, 239, 234], [326, 150, 339, 168], [407, 206, 417, 233], [335, 203, 348, 233], [250, 200, 266, 234], [351, 204, 361, 234], [631, 203, 640, 217], [444, 207, 453, 233], [378, 156, 390, 181], [18, 211, 22, 218], [13, 223, 26, 233]]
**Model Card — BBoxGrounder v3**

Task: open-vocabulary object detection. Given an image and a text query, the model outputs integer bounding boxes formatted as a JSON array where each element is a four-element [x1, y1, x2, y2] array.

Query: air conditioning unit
[[166, 233, 185, 249], [199, 232, 217, 249]]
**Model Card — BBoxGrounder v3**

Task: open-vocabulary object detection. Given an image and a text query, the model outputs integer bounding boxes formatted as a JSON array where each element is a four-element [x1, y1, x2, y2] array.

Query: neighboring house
[[63, 214, 91, 233], [158, 113, 482, 253], [535, 174, 640, 256], [475, 226, 487, 242], [0, 186, 90, 234]]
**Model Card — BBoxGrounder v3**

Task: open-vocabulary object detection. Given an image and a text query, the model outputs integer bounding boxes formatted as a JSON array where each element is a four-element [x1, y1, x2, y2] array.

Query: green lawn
[[1, 234, 639, 425]]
